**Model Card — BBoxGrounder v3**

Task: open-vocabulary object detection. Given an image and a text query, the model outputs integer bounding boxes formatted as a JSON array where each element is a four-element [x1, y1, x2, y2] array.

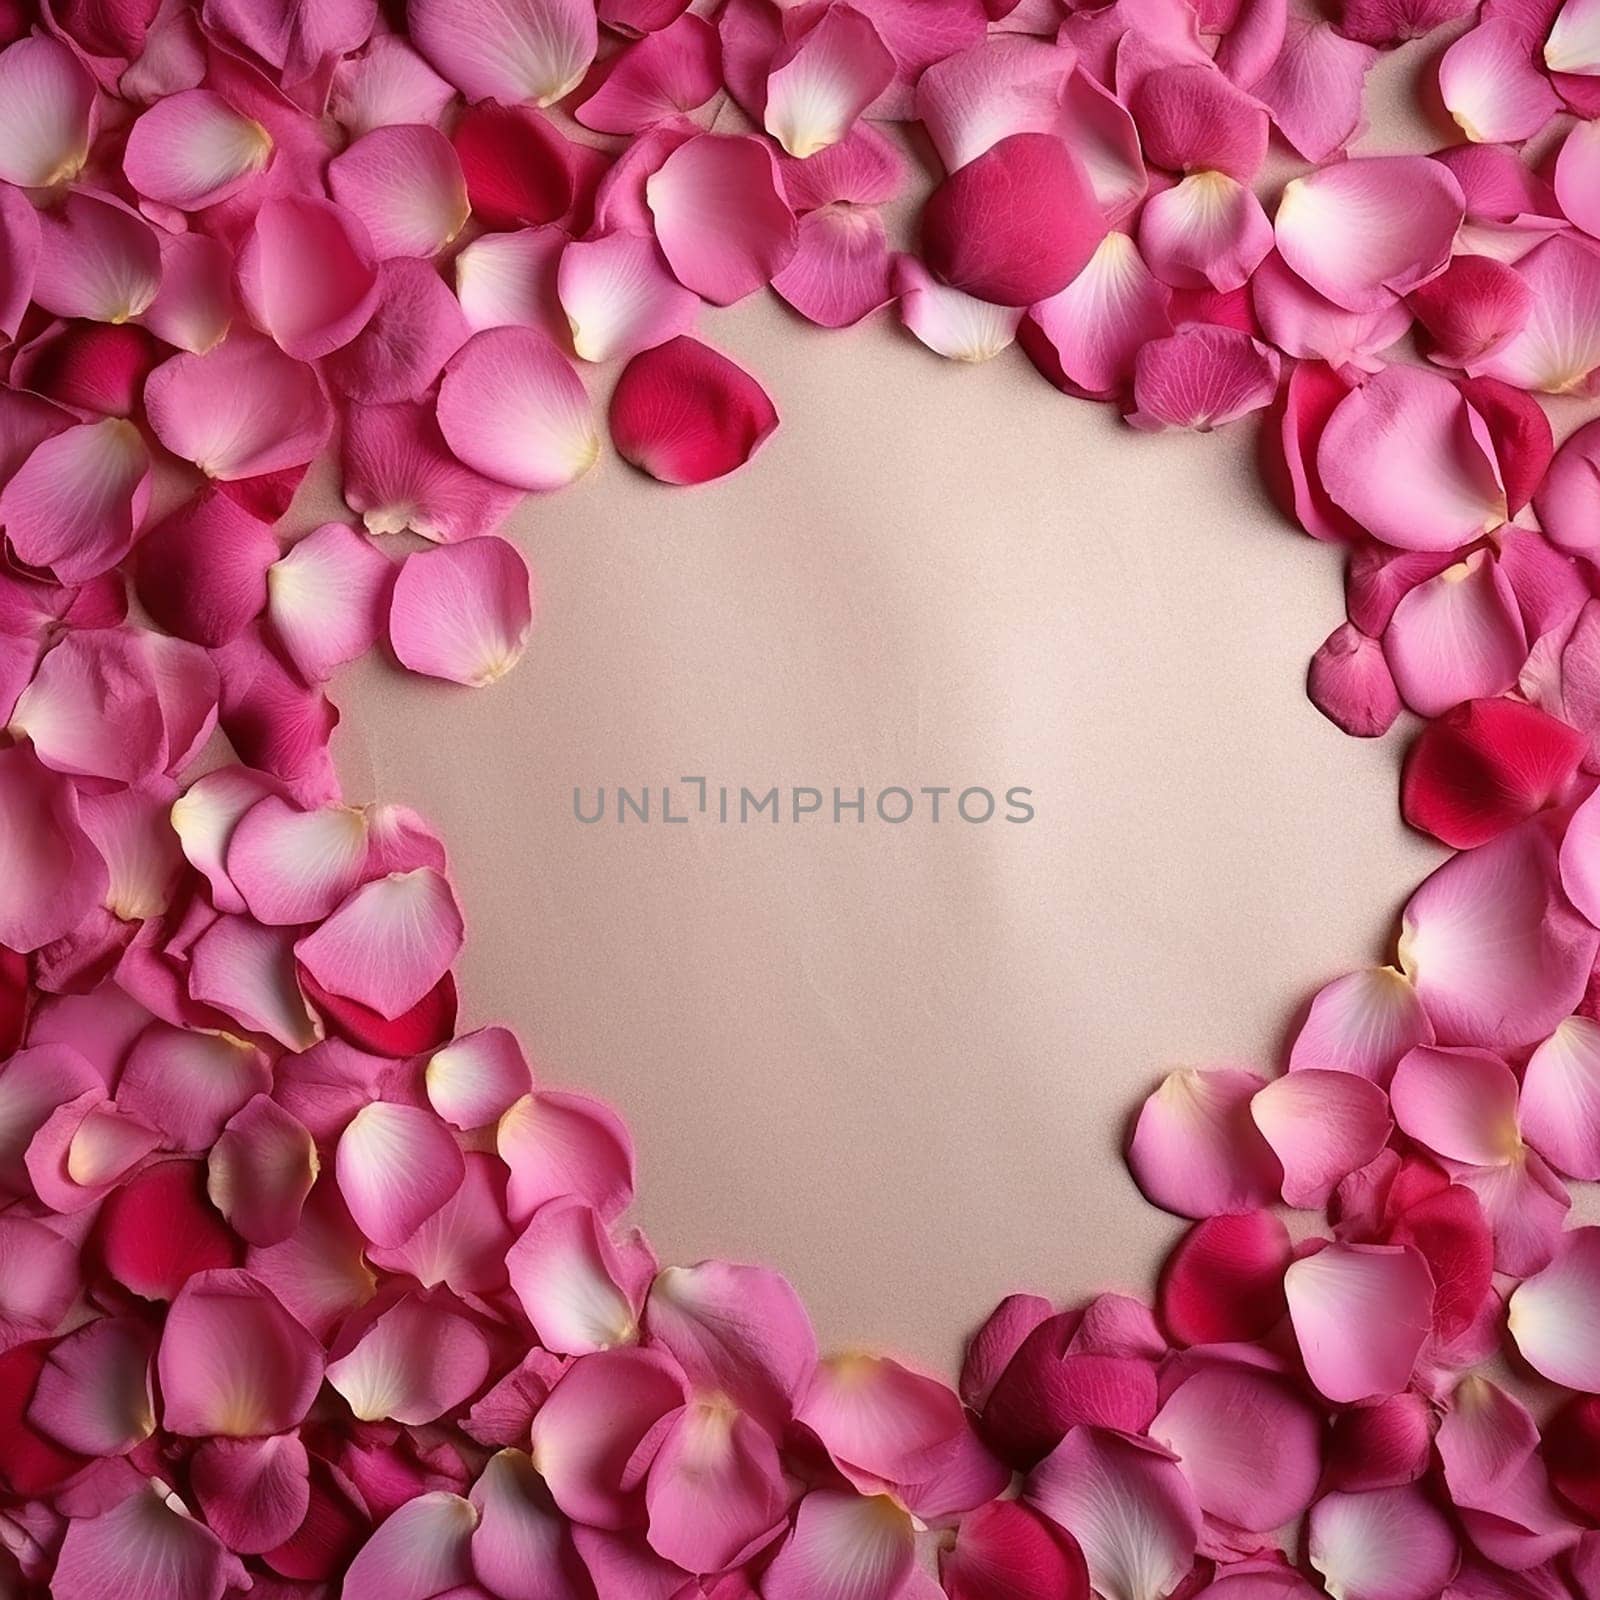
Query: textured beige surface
[[335, 285, 1447, 1373]]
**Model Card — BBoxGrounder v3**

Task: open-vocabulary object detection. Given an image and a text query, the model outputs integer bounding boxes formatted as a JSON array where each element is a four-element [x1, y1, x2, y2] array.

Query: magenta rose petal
[[574, 13, 721, 135], [1126, 325, 1280, 432]]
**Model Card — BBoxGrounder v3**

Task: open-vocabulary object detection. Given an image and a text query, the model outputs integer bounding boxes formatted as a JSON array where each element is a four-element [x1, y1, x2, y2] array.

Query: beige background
[[333, 53, 1460, 1374]]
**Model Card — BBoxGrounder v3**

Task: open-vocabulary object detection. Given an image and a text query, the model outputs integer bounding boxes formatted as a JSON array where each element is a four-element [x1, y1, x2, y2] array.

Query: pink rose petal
[[1157, 1212, 1291, 1345], [326, 1292, 490, 1422], [266, 521, 395, 683], [1251, 252, 1410, 374], [342, 1490, 476, 1600], [1138, 172, 1273, 293], [123, 88, 273, 211], [327, 124, 469, 261], [1508, 1226, 1600, 1390], [33, 191, 159, 327], [191, 1432, 311, 1556], [188, 915, 323, 1050], [772, 204, 895, 329], [508, 1196, 643, 1354], [1130, 63, 1269, 180], [894, 253, 1022, 361], [335, 1099, 466, 1246], [1307, 1487, 1459, 1600], [452, 101, 576, 230], [28, 1316, 154, 1457], [558, 230, 699, 362], [454, 224, 568, 334], [365, 1148, 514, 1294], [763, 3, 895, 158], [410, 0, 598, 104], [0, 35, 94, 187], [497, 1087, 635, 1225], [1440, 19, 1562, 144], [1126, 325, 1280, 431], [1472, 234, 1600, 395], [206, 1094, 317, 1245], [915, 35, 1078, 172], [52, 1482, 244, 1600], [1249, 1069, 1393, 1209], [425, 1025, 533, 1131], [941, 1499, 1089, 1600], [1128, 1067, 1283, 1217], [1252, 17, 1377, 163], [1520, 1016, 1600, 1180], [0, 745, 107, 955], [389, 536, 534, 688], [0, 182, 39, 341], [575, 13, 721, 134], [116, 1022, 270, 1152], [142, 231, 235, 355], [134, 490, 277, 648], [468, 1449, 590, 1600], [762, 1488, 916, 1600], [326, 257, 471, 405], [330, 34, 455, 136], [1289, 966, 1433, 1084]]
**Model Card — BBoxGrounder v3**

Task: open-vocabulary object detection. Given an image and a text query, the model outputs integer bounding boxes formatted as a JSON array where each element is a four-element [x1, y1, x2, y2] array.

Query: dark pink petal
[[922, 131, 1107, 307], [1139, 173, 1273, 293], [1126, 325, 1280, 431], [92, 1156, 237, 1300], [1325, 1393, 1433, 1492], [1308, 1487, 1459, 1600], [1251, 16, 1376, 161], [330, 34, 455, 136], [558, 230, 699, 363], [326, 258, 471, 405], [410, 0, 597, 104], [0, 747, 108, 952], [1251, 252, 1410, 373], [236, 195, 382, 361], [647, 132, 798, 305], [468, 1448, 591, 1600], [12, 320, 158, 418], [328, 124, 469, 261], [266, 521, 395, 682], [1158, 1212, 1290, 1345], [762, 1488, 915, 1600], [1130, 63, 1267, 179], [763, 3, 894, 158], [0, 181, 39, 341], [1128, 1066, 1283, 1217], [145, 331, 332, 480], [451, 100, 575, 229], [1439, 19, 1562, 143], [123, 88, 273, 210], [609, 335, 778, 485], [1473, 235, 1600, 395], [52, 1481, 244, 1600], [1521, 1016, 1600, 1180], [772, 204, 894, 328], [601, 0, 691, 31], [192, 1432, 311, 1556], [143, 230, 235, 355], [201, 0, 375, 84], [343, 399, 524, 543], [575, 13, 721, 134], [1545, 1396, 1600, 1519], [436, 325, 598, 491], [1263, 360, 1363, 542], [28, 1316, 154, 1456], [0, 35, 94, 187], [134, 491, 276, 648], [342, 1490, 476, 1600], [1317, 365, 1505, 551], [158, 1267, 322, 1435], [389, 536, 534, 687], [941, 1499, 1089, 1600], [210, 629, 339, 802], [1027, 1428, 1201, 1600], [1275, 157, 1464, 312], [326, 1291, 490, 1422]]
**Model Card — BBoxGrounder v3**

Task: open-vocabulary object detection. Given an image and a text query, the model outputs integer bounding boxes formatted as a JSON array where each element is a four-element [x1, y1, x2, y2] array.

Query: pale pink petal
[[188, 915, 323, 1050], [528, 1346, 687, 1528], [609, 335, 778, 485], [1277, 157, 1463, 312], [117, 1022, 269, 1151], [207, 1094, 318, 1246], [1058, 66, 1148, 226], [328, 124, 469, 261], [0, 182, 39, 342], [191, 1432, 310, 1555], [1521, 1016, 1600, 1179], [894, 253, 1022, 361], [1150, 1364, 1322, 1530], [0, 416, 150, 582], [133, 491, 276, 649], [122, 89, 272, 211], [923, 132, 1107, 307], [645, 1260, 817, 1429], [762, 1489, 916, 1600], [297, 867, 464, 1020], [1389, 1044, 1522, 1166], [1289, 967, 1433, 1084], [52, 1482, 244, 1600], [508, 1196, 642, 1354], [389, 536, 533, 688], [28, 1317, 154, 1456], [0, 36, 94, 187], [1308, 1487, 1459, 1600], [1249, 1069, 1392, 1209], [915, 35, 1078, 172], [78, 780, 183, 922], [157, 1267, 323, 1436], [1128, 1066, 1283, 1217], [1027, 1429, 1201, 1600], [141, 230, 233, 354], [426, 1026, 532, 1130], [646, 133, 798, 305], [454, 225, 567, 335], [1157, 1212, 1291, 1346], [1284, 1242, 1434, 1403], [453, 100, 577, 229], [1252, 17, 1376, 161], [435, 326, 598, 491], [335, 1098, 465, 1246], [1439, 19, 1562, 145], [1131, 63, 1268, 180], [326, 258, 472, 405], [410, 0, 597, 104], [468, 1448, 590, 1600], [1316, 365, 1506, 551], [265, 521, 393, 684], [227, 796, 368, 926], [1138, 172, 1272, 293], [575, 13, 721, 134], [331, 34, 456, 136], [557, 231, 698, 363], [343, 1491, 477, 1600], [327, 1292, 490, 1422], [1251, 252, 1410, 373], [1384, 550, 1528, 717], [1535, 418, 1600, 561], [771, 204, 894, 328], [24, 1088, 158, 1211], [0, 746, 108, 952], [365, 1149, 513, 1294], [170, 766, 282, 914], [1126, 325, 1280, 431], [144, 331, 332, 481], [1021, 232, 1173, 400], [1555, 119, 1600, 243], [236, 195, 381, 361], [245, 1174, 375, 1340], [1399, 822, 1598, 1049], [1507, 1226, 1600, 1390], [763, 4, 894, 158], [1472, 235, 1600, 395], [498, 1088, 635, 1225]]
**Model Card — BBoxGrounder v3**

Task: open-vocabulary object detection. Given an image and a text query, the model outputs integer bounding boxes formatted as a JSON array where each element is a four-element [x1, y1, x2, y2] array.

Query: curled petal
[[436, 326, 598, 492], [452, 101, 575, 230], [1250, 1070, 1393, 1209], [426, 1025, 533, 1130], [1308, 1487, 1459, 1600], [327, 1292, 491, 1423], [207, 1094, 318, 1246], [0, 36, 94, 187], [894, 253, 1022, 361], [646, 133, 798, 305], [236, 196, 381, 361], [266, 522, 394, 685], [468, 1448, 591, 1600], [1059, 66, 1148, 226], [1316, 364, 1505, 551], [609, 335, 777, 485], [922, 132, 1107, 307], [1157, 1212, 1291, 1345], [1440, 20, 1562, 145], [1399, 822, 1598, 1050], [454, 224, 568, 334], [762, 1489, 916, 1600], [336, 1099, 465, 1247], [327, 124, 469, 261], [558, 230, 699, 364], [342, 1490, 476, 1600], [410, 0, 597, 104], [157, 1268, 323, 1436], [1126, 325, 1280, 431], [498, 1088, 635, 1225], [0, 746, 108, 952], [0, 183, 39, 342], [1130, 63, 1268, 180], [52, 1482, 244, 1600], [1138, 172, 1273, 293], [145, 332, 332, 481], [1251, 252, 1410, 374], [915, 35, 1078, 172], [1507, 1224, 1600, 1390], [389, 536, 534, 687], [1520, 1016, 1600, 1179], [188, 915, 322, 1050], [122, 89, 272, 210], [763, 4, 895, 158], [1472, 234, 1600, 395], [1275, 156, 1464, 312], [1288, 966, 1433, 1083], [575, 13, 721, 134], [1127, 1066, 1283, 1218]]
